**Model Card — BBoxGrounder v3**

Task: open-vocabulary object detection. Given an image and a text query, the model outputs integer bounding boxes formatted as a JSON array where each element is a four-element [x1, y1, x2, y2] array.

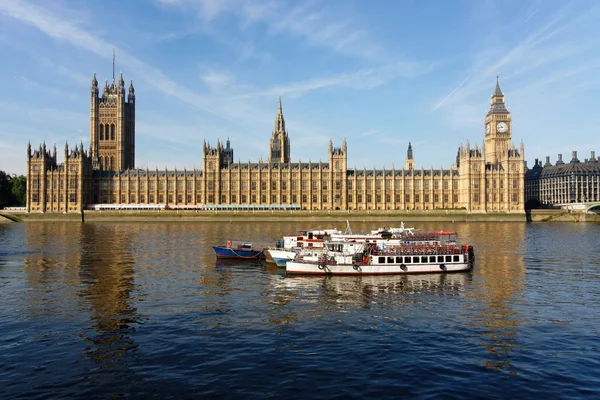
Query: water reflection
[[463, 223, 526, 373], [22, 223, 140, 378], [283, 272, 471, 307], [78, 224, 139, 372]]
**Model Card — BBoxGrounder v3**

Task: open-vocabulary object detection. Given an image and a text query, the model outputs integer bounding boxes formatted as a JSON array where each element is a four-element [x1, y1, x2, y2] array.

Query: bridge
[[558, 202, 600, 213]]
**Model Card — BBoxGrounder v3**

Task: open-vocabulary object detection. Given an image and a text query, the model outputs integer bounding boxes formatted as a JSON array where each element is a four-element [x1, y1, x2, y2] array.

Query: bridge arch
[[585, 202, 600, 213]]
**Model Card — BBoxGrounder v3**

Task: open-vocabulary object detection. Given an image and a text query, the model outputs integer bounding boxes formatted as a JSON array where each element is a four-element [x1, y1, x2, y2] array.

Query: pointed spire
[[407, 142, 413, 160], [274, 97, 285, 132], [493, 74, 504, 97], [92, 72, 98, 88], [112, 48, 116, 82], [119, 71, 125, 88]]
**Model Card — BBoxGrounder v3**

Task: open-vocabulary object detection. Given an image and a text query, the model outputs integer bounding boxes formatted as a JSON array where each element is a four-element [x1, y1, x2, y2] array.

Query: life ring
[[227, 240, 232, 248]]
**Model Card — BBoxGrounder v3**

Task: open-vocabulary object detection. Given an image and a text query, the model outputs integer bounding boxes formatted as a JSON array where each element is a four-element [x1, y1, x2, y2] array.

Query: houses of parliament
[[26, 68, 525, 213]]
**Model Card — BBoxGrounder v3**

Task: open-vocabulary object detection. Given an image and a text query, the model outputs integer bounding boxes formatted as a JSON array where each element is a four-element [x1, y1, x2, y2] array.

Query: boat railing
[[366, 244, 468, 256]]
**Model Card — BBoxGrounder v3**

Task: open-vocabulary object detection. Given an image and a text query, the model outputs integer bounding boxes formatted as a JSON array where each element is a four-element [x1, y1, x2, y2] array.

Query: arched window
[[111, 124, 115, 140], [100, 157, 104, 170], [111, 156, 115, 170], [99, 124, 104, 140]]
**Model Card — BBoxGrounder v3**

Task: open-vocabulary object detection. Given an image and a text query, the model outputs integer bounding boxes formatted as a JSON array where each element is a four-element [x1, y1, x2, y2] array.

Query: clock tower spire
[[484, 75, 511, 165]]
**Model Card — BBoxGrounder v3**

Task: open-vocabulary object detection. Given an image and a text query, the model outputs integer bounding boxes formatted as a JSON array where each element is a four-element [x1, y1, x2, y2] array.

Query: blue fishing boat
[[212, 241, 266, 259]]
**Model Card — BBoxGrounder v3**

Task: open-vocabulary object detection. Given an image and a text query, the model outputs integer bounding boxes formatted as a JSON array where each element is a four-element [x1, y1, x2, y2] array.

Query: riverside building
[[26, 70, 525, 213], [525, 151, 600, 206]]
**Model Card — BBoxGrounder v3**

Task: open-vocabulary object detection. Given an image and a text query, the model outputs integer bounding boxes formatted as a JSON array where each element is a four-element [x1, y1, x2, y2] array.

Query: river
[[1, 221, 599, 398]]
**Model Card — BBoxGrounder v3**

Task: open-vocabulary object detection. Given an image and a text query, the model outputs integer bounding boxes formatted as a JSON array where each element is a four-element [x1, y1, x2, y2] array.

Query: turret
[[405, 142, 414, 170], [128, 80, 135, 102], [91, 72, 98, 95]]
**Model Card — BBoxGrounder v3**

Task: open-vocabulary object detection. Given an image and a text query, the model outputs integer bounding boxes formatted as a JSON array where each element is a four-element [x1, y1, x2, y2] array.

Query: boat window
[[453, 255, 459, 262], [430, 256, 436, 263], [396, 257, 403, 263], [387, 257, 394, 263], [437, 256, 444, 263], [378, 256, 385, 264], [413, 257, 420, 263], [421, 256, 428, 263], [445, 255, 452, 263], [404, 257, 411, 264]]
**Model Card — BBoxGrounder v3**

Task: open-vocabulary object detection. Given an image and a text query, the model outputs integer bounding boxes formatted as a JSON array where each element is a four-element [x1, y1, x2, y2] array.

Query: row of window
[[472, 193, 519, 203], [31, 193, 77, 203], [472, 179, 520, 189], [375, 255, 461, 264], [98, 124, 115, 141], [31, 179, 78, 190]]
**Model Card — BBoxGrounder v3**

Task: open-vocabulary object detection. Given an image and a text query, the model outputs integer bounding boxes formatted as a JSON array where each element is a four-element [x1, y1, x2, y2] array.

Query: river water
[[0, 221, 599, 399]]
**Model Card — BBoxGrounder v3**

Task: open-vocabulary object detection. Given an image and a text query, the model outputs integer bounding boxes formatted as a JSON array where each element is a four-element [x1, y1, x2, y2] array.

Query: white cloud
[[156, 0, 387, 60]]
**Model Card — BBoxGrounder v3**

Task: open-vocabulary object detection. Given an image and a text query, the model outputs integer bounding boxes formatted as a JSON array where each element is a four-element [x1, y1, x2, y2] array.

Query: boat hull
[[212, 246, 265, 259], [265, 249, 295, 267], [286, 260, 471, 275]]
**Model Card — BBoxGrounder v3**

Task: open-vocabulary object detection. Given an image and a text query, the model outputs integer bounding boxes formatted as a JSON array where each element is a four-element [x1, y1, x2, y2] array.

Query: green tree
[[0, 170, 14, 209], [11, 175, 26, 207]]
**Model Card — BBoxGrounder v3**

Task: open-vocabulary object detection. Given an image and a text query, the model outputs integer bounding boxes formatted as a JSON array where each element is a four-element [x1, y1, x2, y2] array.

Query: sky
[[0, 0, 599, 176]]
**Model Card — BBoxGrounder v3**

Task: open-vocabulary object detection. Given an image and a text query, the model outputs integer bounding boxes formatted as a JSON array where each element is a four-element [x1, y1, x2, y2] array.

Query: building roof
[[540, 159, 600, 178]]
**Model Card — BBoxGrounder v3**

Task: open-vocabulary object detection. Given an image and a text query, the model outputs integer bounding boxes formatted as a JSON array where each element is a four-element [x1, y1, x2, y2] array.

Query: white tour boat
[[286, 239, 474, 275], [266, 222, 417, 268]]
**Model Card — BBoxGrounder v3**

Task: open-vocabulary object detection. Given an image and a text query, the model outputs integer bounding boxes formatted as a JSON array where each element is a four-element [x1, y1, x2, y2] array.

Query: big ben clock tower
[[484, 76, 511, 165]]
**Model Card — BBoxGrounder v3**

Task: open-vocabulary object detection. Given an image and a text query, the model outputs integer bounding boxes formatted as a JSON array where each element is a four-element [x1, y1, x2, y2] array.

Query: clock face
[[497, 122, 508, 133], [485, 124, 490, 134]]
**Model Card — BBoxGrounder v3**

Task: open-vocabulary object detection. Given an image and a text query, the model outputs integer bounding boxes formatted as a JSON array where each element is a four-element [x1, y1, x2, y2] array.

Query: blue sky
[[1, 0, 599, 175]]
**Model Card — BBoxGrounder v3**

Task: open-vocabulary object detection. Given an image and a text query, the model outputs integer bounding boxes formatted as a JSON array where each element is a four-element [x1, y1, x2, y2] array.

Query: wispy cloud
[[156, 0, 387, 60], [432, 74, 470, 111], [0, 0, 223, 118], [239, 60, 436, 99], [433, 2, 600, 119]]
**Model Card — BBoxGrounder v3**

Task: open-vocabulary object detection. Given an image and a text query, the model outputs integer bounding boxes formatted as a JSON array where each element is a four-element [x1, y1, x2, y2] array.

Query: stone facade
[[525, 151, 600, 206], [26, 70, 525, 213]]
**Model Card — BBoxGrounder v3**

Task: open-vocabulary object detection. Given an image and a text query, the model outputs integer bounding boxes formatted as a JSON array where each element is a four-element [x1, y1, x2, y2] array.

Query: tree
[[0, 170, 14, 209], [11, 175, 26, 207]]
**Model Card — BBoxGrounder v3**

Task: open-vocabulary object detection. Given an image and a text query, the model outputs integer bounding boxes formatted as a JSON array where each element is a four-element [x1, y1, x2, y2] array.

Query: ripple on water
[[0, 221, 600, 398]]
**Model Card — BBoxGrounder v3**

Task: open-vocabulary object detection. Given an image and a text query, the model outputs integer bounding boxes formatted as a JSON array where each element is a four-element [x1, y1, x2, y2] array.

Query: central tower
[[484, 76, 512, 165], [269, 97, 290, 164], [90, 53, 136, 171]]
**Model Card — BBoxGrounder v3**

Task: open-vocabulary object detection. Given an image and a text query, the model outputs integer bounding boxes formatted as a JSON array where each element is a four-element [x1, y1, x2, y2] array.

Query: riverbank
[[4, 209, 598, 223]]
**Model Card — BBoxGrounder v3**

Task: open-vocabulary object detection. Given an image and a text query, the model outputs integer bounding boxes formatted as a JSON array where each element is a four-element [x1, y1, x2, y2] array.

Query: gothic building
[[26, 70, 525, 213]]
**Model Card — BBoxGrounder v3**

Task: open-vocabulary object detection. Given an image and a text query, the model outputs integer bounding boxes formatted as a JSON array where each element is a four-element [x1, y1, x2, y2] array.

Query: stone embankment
[[3, 209, 598, 223], [6, 209, 526, 223]]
